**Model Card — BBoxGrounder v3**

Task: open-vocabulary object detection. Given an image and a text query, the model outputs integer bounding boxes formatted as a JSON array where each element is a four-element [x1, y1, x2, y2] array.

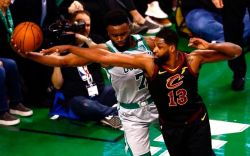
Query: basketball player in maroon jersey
[[18, 27, 241, 155]]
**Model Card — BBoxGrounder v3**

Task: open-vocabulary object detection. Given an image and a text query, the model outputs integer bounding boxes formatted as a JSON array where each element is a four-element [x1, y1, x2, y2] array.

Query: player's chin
[[115, 41, 126, 47]]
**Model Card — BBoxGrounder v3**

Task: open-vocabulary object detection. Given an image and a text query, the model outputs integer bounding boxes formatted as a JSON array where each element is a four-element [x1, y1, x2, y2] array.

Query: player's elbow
[[231, 45, 242, 59], [235, 45, 242, 56]]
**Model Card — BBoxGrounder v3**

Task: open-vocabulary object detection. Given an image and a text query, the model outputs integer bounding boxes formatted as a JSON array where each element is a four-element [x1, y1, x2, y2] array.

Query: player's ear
[[169, 45, 176, 53]]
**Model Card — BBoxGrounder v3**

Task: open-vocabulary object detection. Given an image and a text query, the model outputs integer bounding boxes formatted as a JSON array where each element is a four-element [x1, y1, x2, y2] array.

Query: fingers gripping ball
[[12, 22, 43, 53]]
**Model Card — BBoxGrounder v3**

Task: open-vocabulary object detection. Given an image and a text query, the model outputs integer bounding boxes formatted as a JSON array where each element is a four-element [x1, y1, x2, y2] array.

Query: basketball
[[11, 22, 43, 53]]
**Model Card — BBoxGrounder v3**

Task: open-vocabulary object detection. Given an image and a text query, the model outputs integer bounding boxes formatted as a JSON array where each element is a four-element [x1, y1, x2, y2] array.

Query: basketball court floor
[[1, 37, 250, 156]]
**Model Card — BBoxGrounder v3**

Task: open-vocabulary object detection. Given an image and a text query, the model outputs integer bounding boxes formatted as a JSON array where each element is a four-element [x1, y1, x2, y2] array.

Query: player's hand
[[212, 0, 224, 8], [40, 45, 68, 55], [10, 38, 20, 53], [188, 37, 209, 50], [10, 38, 29, 58]]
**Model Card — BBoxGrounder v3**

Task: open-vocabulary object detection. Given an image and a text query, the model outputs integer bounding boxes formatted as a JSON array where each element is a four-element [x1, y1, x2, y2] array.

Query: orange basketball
[[11, 22, 43, 52]]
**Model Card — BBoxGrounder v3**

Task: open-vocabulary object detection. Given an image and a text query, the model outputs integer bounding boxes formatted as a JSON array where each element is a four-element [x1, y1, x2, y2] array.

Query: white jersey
[[106, 34, 158, 156], [105, 34, 153, 104]]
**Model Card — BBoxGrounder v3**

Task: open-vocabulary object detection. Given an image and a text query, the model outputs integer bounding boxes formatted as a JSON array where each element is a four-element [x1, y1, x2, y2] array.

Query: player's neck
[[163, 52, 180, 71], [128, 35, 136, 48]]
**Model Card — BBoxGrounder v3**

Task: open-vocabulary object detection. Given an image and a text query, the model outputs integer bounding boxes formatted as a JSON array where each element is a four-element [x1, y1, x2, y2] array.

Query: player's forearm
[[208, 42, 242, 59], [25, 52, 65, 67], [68, 46, 125, 66], [67, 46, 109, 63], [67, 46, 149, 69]]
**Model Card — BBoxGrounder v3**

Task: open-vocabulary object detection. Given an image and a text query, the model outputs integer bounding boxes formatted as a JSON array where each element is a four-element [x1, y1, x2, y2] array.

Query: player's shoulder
[[179, 51, 199, 64], [143, 36, 154, 42]]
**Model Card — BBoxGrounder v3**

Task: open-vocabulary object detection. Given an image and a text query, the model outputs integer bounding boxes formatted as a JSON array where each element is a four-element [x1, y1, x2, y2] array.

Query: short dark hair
[[156, 27, 179, 47], [104, 9, 129, 28]]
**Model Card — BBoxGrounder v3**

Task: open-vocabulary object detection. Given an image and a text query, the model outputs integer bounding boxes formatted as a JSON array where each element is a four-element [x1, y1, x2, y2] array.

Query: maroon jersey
[[148, 52, 206, 124]]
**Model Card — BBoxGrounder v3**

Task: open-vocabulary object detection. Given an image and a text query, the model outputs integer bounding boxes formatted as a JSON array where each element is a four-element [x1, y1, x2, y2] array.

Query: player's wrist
[[85, 37, 92, 44], [208, 40, 219, 49]]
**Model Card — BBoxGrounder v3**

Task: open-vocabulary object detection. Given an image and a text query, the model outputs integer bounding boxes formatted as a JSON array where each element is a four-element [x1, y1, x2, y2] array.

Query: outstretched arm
[[23, 51, 90, 67], [187, 37, 242, 72], [40, 45, 154, 74], [188, 37, 242, 63]]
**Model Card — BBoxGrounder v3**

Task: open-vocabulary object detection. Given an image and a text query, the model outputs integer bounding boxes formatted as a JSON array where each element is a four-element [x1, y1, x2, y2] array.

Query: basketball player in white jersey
[[16, 9, 159, 156], [99, 10, 159, 156]]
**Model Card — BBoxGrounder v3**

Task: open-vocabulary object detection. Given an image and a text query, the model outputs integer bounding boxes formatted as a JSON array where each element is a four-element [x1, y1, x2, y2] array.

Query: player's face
[[153, 37, 170, 59], [74, 13, 91, 37], [107, 23, 130, 48]]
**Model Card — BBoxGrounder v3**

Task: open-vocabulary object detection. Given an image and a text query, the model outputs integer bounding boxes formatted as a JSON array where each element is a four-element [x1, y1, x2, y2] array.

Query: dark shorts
[[160, 112, 214, 156]]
